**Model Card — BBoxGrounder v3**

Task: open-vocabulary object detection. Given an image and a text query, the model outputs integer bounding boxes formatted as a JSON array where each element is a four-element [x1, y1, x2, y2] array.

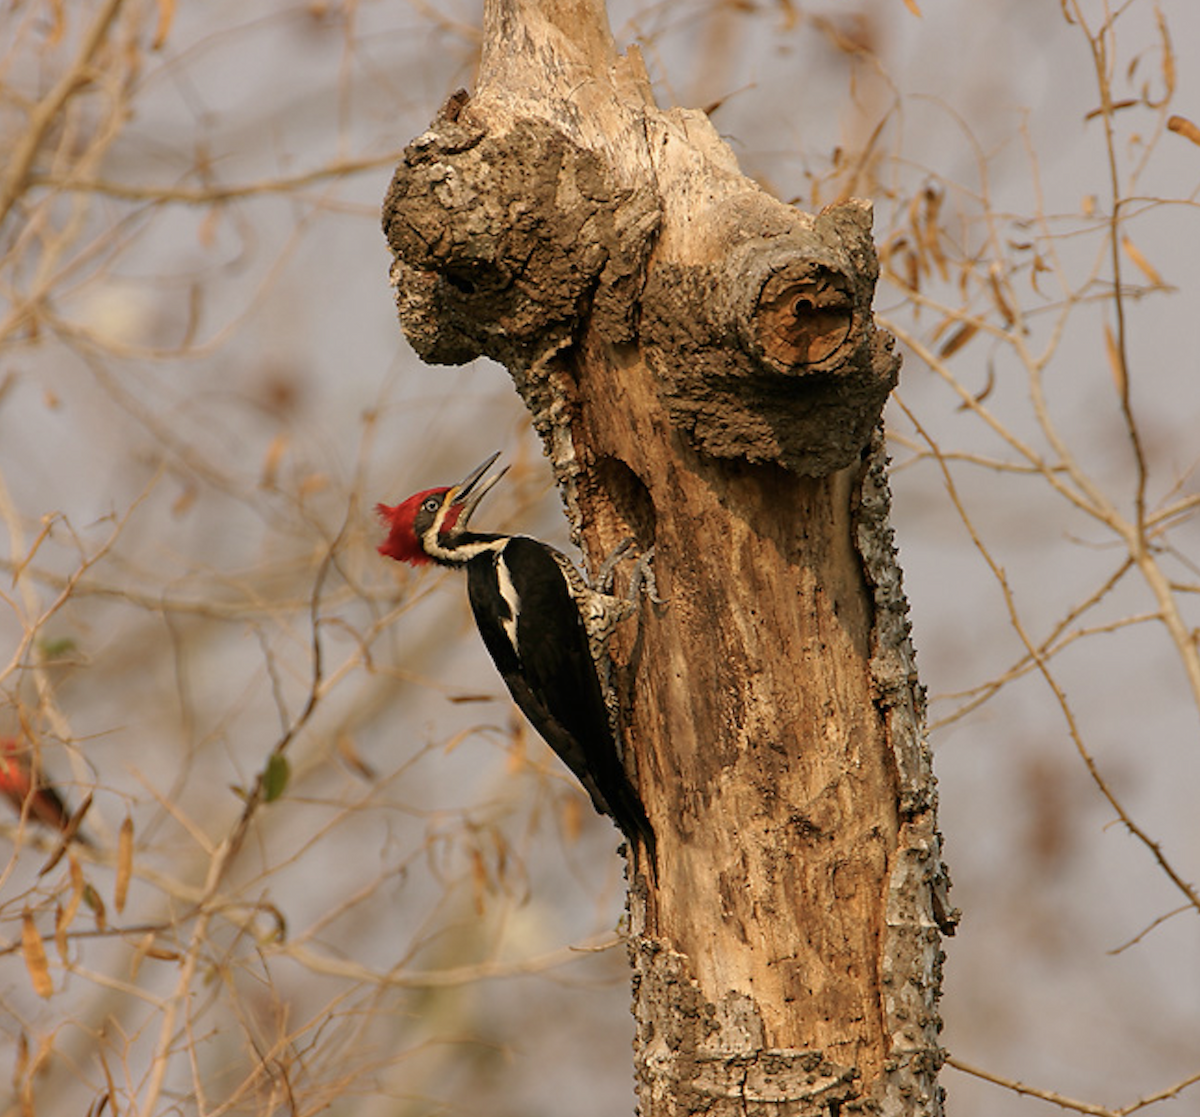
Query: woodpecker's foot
[[628, 546, 667, 606], [595, 538, 635, 594], [595, 539, 666, 606]]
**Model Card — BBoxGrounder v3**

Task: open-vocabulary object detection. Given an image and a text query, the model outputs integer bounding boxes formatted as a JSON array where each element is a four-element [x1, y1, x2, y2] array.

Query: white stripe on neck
[[421, 533, 508, 563]]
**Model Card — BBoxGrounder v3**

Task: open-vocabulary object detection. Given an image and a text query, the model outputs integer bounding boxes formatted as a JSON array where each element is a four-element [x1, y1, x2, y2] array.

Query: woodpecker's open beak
[[448, 451, 508, 527]]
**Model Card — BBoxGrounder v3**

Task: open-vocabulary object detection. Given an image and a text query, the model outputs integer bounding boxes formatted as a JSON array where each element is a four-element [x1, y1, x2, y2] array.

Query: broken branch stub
[[381, 89, 897, 477], [642, 192, 899, 475]]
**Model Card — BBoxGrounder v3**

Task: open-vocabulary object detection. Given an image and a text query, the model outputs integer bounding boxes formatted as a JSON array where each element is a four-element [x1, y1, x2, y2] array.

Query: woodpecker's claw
[[630, 546, 666, 606], [594, 539, 666, 607], [595, 538, 635, 594]]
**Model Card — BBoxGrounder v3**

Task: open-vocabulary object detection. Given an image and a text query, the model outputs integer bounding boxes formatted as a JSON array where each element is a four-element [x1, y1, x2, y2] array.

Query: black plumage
[[464, 537, 655, 859]]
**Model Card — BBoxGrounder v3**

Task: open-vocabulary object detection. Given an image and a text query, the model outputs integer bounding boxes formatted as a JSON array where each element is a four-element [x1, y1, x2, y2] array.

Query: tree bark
[[381, 2, 955, 1114]]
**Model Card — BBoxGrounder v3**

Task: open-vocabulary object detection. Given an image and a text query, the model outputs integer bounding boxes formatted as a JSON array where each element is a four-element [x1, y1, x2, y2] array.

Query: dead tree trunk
[[381, 1, 955, 1114]]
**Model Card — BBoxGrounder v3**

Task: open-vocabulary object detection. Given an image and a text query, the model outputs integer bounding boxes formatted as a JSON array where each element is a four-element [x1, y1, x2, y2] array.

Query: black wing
[[465, 538, 653, 853]]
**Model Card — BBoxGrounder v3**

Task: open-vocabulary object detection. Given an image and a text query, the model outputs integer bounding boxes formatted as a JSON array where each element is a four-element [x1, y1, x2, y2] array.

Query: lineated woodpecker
[[376, 453, 655, 866], [0, 737, 91, 846]]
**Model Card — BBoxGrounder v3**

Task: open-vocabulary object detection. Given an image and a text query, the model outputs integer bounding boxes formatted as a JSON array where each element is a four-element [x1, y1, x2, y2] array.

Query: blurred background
[[1, 1, 1198, 1114]]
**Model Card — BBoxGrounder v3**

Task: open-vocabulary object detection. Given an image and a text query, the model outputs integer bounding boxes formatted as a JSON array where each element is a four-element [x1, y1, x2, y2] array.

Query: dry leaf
[[938, 321, 979, 359], [62, 792, 92, 846], [1030, 252, 1050, 297], [260, 434, 288, 490], [470, 848, 488, 915], [1167, 115, 1200, 147], [336, 733, 377, 782], [15, 1031, 31, 1117], [54, 903, 69, 965], [115, 815, 134, 913], [921, 188, 947, 281], [21, 913, 52, 999], [45, 0, 66, 46], [957, 363, 996, 411], [153, 0, 176, 50], [255, 903, 287, 945], [58, 876, 81, 958], [14, 1029, 28, 1089], [1103, 320, 1127, 399], [69, 854, 85, 900], [1121, 236, 1163, 287], [129, 932, 173, 981], [84, 884, 107, 930], [38, 791, 93, 878], [988, 265, 1017, 327], [904, 250, 920, 295], [1154, 6, 1175, 106]]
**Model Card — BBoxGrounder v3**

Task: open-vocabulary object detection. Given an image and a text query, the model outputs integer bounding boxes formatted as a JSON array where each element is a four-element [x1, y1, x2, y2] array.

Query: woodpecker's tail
[[612, 784, 657, 884]]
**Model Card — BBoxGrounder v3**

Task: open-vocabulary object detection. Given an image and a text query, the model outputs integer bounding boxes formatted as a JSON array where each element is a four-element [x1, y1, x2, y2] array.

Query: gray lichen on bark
[[382, 94, 659, 372], [855, 430, 957, 1115], [630, 941, 860, 1117]]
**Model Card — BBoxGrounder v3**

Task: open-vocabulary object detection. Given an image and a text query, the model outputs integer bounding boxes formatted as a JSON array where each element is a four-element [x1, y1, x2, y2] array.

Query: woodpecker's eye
[[423, 498, 440, 513]]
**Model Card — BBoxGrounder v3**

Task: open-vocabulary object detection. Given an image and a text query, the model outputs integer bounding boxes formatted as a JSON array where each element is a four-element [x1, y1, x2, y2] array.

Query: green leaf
[[39, 637, 77, 660], [262, 754, 290, 803]]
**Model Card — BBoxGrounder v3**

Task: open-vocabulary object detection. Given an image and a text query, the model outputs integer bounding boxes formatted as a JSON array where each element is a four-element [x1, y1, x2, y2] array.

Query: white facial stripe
[[421, 534, 505, 562], [495, 553, 520, 654], [430, 499, 453, 538]]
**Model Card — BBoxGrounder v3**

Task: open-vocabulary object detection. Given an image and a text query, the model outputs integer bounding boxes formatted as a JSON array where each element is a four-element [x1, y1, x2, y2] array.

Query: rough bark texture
[[381, 2, 955, 1114]]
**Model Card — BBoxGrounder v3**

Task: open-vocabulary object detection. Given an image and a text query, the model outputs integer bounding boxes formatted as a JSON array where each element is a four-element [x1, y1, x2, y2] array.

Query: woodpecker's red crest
[[376, 488, 458, 565]]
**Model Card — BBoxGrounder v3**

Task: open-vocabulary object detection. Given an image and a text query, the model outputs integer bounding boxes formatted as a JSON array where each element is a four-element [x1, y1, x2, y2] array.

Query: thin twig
[[897, 397, 1200, 916], [1107, 903, 1191, 955], [280, 933, 621, 989], [28, 151, 405, 205], [0, 0, 128, 225], [947, 1056, 1117, 1116]]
